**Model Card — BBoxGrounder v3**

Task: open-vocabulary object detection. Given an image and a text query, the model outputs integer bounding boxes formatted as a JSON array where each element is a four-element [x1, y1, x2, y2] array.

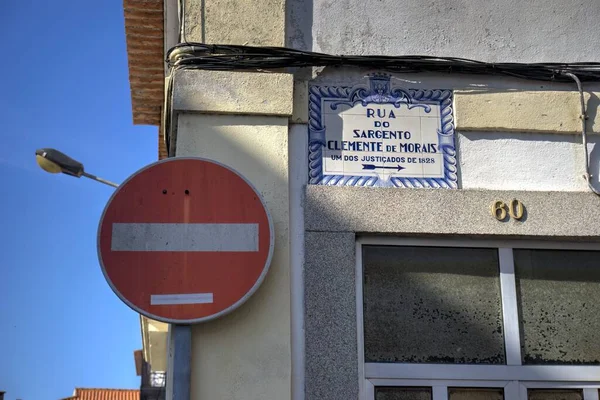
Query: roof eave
[[123, 0, 167, 158]]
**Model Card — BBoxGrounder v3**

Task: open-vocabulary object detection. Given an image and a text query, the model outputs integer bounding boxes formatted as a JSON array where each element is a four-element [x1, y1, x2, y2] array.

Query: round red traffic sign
[[97, 157, 274, 324]]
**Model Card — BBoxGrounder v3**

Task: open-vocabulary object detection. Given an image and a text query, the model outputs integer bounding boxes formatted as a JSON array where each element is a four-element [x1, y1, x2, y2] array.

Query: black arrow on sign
[[362, 164, 406, 171]]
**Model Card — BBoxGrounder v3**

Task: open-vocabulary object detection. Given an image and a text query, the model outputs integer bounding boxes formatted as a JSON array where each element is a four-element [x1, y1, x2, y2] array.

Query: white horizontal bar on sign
[[111, 223, 259, 252], [151, 293, 214, 305]]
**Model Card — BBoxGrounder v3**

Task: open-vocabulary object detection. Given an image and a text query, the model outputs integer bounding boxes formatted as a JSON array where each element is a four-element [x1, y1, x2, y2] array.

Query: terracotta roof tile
[[64, 388, 139, 400]]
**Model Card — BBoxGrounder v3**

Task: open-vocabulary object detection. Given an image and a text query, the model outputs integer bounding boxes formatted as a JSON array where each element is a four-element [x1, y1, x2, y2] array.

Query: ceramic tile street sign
[[308, 73, 457, 188]]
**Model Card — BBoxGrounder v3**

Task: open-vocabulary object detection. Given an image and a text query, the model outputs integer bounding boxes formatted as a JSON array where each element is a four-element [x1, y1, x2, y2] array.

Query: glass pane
[[375, 387, 432, 400], [363, 245, 505, 364], [449, 387, 504, 400], [527, 389, 583, 400], [515, 249, 600, 364]]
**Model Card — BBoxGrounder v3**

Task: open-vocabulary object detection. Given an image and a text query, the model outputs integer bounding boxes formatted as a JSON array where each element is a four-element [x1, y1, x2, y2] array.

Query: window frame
[[356, 237, 600, 400]]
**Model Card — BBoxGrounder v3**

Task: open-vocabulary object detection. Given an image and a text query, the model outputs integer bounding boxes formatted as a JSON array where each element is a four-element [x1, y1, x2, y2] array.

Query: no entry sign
[[97, 157, 274, 324]]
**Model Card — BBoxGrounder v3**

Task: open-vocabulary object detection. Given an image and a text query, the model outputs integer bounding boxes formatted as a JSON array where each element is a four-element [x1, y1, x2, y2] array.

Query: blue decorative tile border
[[308, 74, 458, 188]]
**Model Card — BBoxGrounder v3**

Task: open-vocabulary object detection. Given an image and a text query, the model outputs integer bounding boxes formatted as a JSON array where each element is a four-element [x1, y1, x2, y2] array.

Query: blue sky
[[0, 1, 157, 398]]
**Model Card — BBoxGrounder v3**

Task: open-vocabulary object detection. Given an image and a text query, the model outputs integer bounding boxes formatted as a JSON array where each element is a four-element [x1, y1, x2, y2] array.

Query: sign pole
[[167, 325, 191, 400], [97, 157, 275, 400]]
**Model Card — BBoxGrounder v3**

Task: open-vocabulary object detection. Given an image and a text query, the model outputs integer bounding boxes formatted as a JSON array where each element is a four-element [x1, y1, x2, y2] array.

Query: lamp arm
[[81, 172, 119, 188]]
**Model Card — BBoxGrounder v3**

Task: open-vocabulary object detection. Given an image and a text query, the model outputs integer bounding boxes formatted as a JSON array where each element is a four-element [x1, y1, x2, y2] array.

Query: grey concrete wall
[[302, 185, 600, 400], [305, 186, 600, 239], [304, 231, 357, 400], [287, 0, 600, 63], [184, 0, 285, 45]]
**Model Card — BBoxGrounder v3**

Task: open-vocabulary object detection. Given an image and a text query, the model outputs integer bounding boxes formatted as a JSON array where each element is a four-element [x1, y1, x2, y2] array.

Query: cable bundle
[[162, 42, 600, 195], [167, 43, 600, 83]]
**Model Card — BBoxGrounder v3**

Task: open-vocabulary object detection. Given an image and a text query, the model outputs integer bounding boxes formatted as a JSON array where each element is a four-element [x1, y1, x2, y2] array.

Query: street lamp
[[35, 148, 119, 188]]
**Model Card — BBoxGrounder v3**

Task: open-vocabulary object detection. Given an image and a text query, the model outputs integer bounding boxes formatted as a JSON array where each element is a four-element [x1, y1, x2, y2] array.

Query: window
[[375, 387, 432, 400], [514, 249, 600, 365], [363, 246, 504, 364], [358, 238, 600, 400]]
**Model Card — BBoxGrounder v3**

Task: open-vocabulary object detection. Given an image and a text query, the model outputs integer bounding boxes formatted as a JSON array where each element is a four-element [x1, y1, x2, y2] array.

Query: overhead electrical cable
[[162, 43, 600, 195], [166, 43, 600, 83]]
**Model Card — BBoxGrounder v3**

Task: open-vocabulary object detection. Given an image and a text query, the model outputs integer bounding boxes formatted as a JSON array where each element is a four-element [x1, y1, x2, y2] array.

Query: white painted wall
[[176, 113, 291, 400], [287, 0, 600, 63], [458, 131, 600, 192], [147, 319, 168, 371]]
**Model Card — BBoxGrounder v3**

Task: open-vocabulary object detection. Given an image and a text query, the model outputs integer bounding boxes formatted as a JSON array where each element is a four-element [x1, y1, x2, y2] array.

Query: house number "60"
[[491, 199, 524, 221]]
